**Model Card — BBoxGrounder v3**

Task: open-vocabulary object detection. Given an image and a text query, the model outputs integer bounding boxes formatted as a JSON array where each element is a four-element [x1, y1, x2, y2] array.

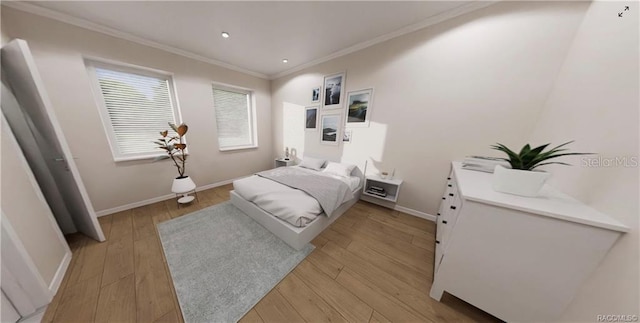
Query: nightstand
[[361, 175, 403, 207], [275, 158, 295, 168]]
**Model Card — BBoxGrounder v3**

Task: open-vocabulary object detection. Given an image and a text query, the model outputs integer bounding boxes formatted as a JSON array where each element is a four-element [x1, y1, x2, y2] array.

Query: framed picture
[[346, 88, 373, 127], [305, 106, 318, 131], [311, 86, 321, 103], [320, 114, 341, 145], [322, 72, 346, 109], [343, 130, 352, 143]]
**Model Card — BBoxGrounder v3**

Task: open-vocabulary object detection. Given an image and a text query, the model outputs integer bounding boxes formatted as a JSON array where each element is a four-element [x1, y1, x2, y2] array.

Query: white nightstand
[[275, 158, 295, 168], [361, 175, 403, 207]]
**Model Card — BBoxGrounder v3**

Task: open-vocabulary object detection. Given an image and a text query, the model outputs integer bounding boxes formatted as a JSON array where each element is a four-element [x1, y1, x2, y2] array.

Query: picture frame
[[322, 72, 346, 110], [311, 86, 321, 103], [343, 130, 352, 143], [320, 113, 342, 145], [345, 88, 373, 128], [305, 106, 319, 131]]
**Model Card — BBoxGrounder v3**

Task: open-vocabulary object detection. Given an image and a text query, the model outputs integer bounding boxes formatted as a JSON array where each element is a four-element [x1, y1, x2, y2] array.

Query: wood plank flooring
[[43, 184, 500, 322]]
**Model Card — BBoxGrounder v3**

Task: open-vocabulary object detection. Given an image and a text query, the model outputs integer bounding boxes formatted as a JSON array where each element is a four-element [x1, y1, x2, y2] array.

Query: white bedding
[[233, 166, 360, 227]]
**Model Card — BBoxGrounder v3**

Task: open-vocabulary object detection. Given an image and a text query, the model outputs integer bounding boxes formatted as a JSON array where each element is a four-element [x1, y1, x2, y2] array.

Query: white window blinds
[[212, 86, 257, 150], [88, 61, 180, 161]]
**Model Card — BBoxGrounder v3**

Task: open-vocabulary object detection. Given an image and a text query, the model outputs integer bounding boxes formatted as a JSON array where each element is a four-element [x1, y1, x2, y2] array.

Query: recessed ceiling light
[[282, 59, 289, 63], [221, 32, 230, 38]]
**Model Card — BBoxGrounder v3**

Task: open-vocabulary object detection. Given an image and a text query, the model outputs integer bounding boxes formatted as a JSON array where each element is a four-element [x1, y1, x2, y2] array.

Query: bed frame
[[231, 189, 361, 250], [231, 161, 366, 250]]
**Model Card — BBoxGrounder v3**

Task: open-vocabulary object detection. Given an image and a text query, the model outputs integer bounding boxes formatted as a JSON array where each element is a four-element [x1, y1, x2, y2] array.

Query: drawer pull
[[449, 193, 454, 197], [450, 206, 457, 210], [437, 213, 441, 216], [442, 220, 448, 224], [442, 197, 446, 200], [435, 240, 440, 244], [447, 177, 451, 180], [448, 184, 452, 187]]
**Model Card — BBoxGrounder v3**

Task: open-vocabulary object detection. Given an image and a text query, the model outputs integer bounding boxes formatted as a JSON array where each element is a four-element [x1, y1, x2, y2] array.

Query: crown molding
[[3, 1, 496, 81], [271, 1, 497, 80], [1, 1, 270, 80]]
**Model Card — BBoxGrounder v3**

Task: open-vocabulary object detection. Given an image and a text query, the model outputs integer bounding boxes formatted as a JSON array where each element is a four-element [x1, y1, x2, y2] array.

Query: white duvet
[[233, 166, 360, 227]]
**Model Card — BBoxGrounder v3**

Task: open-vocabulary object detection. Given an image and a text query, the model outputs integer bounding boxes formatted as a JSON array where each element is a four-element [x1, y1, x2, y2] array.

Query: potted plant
[[491, 141, 590, 197], [155, 123, 195, 198]]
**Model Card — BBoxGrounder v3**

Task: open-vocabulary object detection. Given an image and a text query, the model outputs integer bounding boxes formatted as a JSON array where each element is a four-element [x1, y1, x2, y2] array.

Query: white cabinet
[[430, 162, 629, 322], [361, 176, 402, 206]]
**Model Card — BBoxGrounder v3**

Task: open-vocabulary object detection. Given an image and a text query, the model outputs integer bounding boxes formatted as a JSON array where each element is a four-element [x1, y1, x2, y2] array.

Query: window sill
[[113, 154, 164, 162], [219, 145, 258, 152], [113, 152, 189, 162]]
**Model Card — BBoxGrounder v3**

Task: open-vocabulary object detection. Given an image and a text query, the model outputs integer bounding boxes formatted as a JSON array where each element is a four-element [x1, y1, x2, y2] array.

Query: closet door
[[1, 39, 104, 241]]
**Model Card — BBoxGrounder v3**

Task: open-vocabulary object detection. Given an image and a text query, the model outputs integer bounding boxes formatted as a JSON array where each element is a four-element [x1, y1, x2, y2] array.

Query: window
[[212, 85, 257, 151], [86, 60, 181, 161]]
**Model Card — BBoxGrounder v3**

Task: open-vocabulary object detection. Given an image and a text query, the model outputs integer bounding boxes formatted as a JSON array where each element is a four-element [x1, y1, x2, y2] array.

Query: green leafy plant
[[154, 123, 189, 178], [491, 141, 591, 171]]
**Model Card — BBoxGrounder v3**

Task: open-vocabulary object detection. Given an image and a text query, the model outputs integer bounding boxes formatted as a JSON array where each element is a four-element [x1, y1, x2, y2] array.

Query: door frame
[[2, 39, 105, 241]]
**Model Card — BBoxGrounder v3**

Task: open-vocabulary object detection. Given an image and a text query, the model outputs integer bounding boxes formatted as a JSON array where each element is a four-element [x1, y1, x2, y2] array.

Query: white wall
[[1, 118, 68, 286], [529, 1, 639, 319], [271, 1, 589, 215], [1, 7, 273, 212]]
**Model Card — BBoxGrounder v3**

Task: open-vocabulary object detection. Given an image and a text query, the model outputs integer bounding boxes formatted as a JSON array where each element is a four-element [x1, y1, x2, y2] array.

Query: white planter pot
[[171, 176, 196, 194], [492, 165, 550, 197]]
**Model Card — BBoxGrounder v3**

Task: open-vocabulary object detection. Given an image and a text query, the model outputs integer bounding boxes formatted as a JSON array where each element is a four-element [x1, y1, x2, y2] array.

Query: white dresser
[[430, 162, 629, 322]]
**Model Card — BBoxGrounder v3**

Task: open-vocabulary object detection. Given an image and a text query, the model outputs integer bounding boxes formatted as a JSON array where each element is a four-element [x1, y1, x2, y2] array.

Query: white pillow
[[298, 157, 326, 170], [322, 162, 356, 177]]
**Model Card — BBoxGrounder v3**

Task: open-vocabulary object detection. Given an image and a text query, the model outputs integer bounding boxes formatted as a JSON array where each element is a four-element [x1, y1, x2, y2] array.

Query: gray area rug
[[157, 202, 314, 323]]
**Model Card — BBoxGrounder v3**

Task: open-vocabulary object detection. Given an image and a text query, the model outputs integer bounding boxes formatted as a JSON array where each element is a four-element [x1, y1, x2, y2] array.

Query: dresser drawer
[[435, 172, 461, 252], [435, 239, 444, 273]]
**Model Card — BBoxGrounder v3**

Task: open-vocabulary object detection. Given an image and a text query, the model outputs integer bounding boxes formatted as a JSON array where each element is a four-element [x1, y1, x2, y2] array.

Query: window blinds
[[95, 67, 177, 158], [212, 87, 254, 149]]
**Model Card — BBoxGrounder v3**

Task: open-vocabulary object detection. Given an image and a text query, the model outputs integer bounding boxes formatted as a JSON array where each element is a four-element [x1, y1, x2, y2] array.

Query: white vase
[[171, 176, 196, 194], [492, 165, 550, 197]]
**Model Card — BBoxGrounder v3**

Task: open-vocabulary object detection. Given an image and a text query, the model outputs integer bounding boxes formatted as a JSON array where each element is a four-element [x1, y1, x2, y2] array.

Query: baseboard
[[95, 177, 244, 217], [194, 177, 238, 192], [394, 205, 437, 222], [49, 250, 72, 294], [95, 193, 174, 217]]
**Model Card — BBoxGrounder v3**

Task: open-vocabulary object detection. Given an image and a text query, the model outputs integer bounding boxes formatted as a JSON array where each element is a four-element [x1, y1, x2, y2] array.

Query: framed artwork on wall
[[343, 130, 352, 143], [346, 88, 373, 127], [305, 106, 318, 131], [320, 114, 341, 145], [311, 86, 321, 103], [322, 72, 345, 109]]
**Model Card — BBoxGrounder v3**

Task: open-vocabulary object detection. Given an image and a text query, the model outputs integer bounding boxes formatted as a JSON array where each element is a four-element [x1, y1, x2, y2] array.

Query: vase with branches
[[155, 122, 189, 178]]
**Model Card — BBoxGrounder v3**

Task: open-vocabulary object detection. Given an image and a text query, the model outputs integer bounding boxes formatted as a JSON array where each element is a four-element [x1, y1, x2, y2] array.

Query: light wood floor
[[43, 184, 500, 323]]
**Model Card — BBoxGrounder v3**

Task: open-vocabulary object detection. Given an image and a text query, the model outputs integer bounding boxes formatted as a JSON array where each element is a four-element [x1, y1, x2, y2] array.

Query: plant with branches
[[155, 123, 189, 178]]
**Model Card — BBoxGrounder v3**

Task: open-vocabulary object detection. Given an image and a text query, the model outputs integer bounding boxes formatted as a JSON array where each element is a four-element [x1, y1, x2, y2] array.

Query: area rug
[[157, 202, 314, 323]]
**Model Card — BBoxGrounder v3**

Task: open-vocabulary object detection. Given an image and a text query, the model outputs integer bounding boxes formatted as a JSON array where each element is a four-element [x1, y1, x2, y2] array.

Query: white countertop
[[452, 162, 629, 233]]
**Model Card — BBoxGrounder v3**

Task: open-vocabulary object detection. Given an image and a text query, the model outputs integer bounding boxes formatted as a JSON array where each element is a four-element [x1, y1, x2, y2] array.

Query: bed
[[231, 159, 364, 250]]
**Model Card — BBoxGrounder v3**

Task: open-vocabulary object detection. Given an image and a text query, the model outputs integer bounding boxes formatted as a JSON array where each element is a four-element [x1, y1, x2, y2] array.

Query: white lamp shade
[[172, 176, 196, 194]]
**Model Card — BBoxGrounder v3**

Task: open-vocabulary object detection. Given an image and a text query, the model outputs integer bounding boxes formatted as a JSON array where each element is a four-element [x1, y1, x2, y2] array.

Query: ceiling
[[23, 1, 487, 79]]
